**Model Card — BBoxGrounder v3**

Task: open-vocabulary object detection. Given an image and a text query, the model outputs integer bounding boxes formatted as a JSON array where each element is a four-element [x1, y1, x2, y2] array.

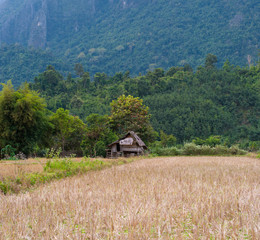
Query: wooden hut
[[106, 131, 148, 158]]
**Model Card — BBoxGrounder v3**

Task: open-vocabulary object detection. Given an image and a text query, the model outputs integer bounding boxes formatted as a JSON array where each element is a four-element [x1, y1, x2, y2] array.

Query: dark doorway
[[117, 143, 120, 152]]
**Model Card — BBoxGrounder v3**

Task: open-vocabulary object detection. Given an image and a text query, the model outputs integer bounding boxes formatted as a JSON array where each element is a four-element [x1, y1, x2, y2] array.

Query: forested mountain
[[0, 0, 259, 85], [0, 44, 68, 87]]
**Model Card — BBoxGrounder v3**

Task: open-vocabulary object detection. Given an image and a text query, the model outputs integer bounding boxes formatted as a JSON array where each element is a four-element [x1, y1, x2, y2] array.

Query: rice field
[[0, 156, 259, 239], [0, 157, 115, 178]]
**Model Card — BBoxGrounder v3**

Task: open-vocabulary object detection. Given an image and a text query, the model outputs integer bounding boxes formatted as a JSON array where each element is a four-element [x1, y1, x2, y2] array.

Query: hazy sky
[[0, 0, 6, 6]]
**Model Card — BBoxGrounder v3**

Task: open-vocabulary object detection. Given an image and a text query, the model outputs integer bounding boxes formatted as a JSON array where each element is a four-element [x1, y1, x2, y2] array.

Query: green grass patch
[[0, 157, 136, 195]]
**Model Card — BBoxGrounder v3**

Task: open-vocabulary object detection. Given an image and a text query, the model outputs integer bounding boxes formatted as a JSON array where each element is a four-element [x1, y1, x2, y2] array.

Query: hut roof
[[107, 131, 147, 148]]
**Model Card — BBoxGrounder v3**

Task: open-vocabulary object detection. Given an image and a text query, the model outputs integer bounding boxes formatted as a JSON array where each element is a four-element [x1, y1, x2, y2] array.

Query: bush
[[160, 130, 177, 147], [152, 143, 241, 156], [180, 142, 247, 156], [192, 138, 206, 146], [95, 141, 106, 157], [229, 145, 247, 155], [238, 140, 260, 152], [192, 136, 221, 147], [1, 145, 16, 160], [0, 181, 8, 194], [248, 141, 260, 152], [213, 145, 230, 155], [182, 143, 201, 155], [45, 148, 62, 158], [200, 145, 214, 155], [205, 135, 221, 147], [150, 146, 180, 156]]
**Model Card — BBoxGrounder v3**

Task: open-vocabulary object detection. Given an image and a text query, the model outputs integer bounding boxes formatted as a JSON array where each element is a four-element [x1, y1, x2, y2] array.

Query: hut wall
[[121, 146, 143, 152], [111, 144, 117, 153]]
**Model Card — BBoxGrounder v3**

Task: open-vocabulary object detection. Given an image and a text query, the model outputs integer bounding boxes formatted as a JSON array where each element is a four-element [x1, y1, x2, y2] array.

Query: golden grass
[[0, 157, 119, 178], [0, 156, 259, 239], [0, 158, 44, 178]]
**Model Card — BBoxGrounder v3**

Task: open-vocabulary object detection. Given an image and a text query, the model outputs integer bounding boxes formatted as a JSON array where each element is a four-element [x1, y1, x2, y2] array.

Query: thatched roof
[[107, 131, 147, 148]]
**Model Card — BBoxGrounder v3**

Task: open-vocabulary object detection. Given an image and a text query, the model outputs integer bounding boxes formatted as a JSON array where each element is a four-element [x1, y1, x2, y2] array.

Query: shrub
[[0, 181, 8, 194], [160, 130, 177, 147], [213, 145, 230, 155], [1, 145, 16, 160], [229, 145, 247, 155], [95, 141, 106, 157], [200, 145, 214, 155], [150, 146, 180, 156], [182, 143, 200, 155], [192, 136, 221, 147], [45, 147, 62, 159], [248, 141, 260, 152], [205, 135, 221, 147], [181, 143, 247, 156], [192, 137, 206, 146], [238, 140, 260, 152]]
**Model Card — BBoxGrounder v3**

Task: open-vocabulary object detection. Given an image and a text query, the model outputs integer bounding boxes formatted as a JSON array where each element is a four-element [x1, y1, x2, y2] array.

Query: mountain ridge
[[0, 0, 259, 85]]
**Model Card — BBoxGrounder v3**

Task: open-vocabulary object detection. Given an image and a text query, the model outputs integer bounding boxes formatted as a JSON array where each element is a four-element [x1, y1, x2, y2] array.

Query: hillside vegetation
[[31, 55, 260, 146], [0, 54, 259, 158], [0, 0, 259, 85], [0, 44, 68, 87]]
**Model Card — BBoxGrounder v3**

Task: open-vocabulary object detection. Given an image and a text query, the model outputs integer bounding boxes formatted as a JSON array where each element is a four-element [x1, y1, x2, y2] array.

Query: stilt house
[[106, 131, 148, 158]]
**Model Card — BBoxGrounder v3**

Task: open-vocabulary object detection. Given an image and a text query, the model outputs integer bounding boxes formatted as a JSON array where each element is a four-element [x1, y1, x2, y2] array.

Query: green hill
[[0, 44, 69, 87], [0, 0, 259, 85]]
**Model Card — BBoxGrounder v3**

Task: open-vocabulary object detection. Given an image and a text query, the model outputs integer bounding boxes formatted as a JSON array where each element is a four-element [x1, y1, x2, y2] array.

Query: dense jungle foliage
[[0, 0, 259, 86], [0, 55, 259, 158], [58, 0, 259, 76], [0, 44, 68, 87], [0, 83, 155, 157], [27, 55, 260, 152]]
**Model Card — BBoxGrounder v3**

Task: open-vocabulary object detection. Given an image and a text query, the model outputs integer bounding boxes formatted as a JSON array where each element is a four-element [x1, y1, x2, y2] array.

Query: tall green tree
[[74, 63, 85, 77], [33, 65, 64, 96], [160, 130, 177, 147], [205, 54, 218, 68], [0, 81, 52, 155], [109, 95, 156, 143], [81, 114, 117, 157], [50, 108, 86, 155]]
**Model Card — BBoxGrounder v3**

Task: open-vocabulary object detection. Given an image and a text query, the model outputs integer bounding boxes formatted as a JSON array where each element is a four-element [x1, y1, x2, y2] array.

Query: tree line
[[32, 55, 260, 146], [0, 84, 154, 158], [0, 54, 259, 158]]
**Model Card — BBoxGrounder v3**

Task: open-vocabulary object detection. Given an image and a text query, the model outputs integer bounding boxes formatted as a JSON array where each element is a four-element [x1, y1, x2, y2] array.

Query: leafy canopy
[[110, 95, 156, 143], [50, 108, 86, 155], [81, 114, 117, 157], [0, 81, 52, 154]]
